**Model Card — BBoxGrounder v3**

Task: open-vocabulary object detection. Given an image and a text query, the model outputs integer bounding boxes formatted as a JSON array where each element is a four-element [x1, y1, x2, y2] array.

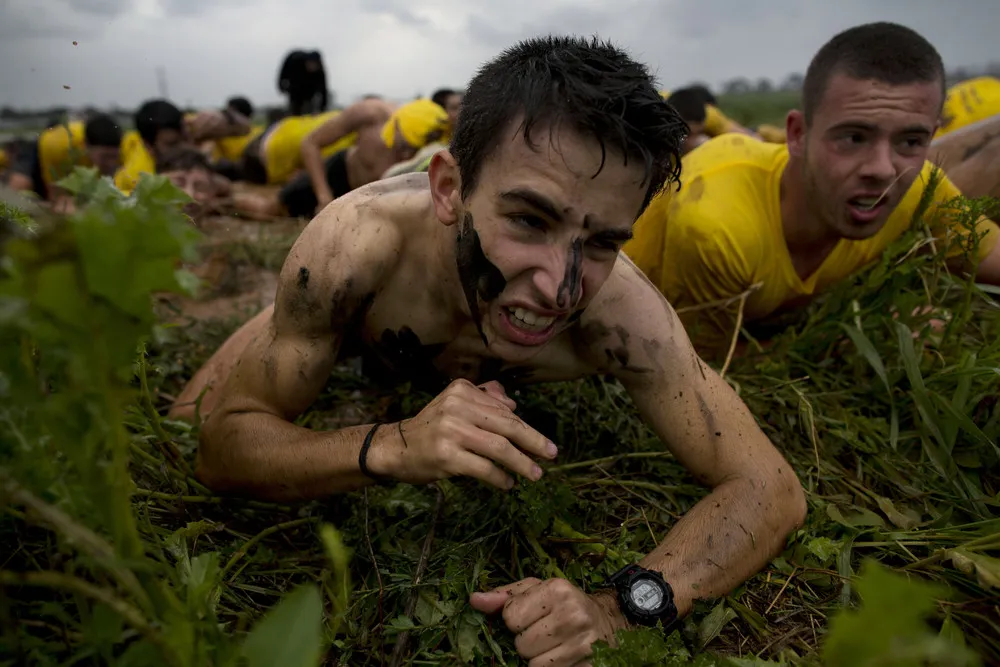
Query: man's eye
[[512, 215, 546, 230]]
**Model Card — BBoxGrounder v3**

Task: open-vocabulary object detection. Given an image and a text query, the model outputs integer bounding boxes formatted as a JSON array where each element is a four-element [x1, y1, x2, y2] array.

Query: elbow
[[195, 417, 241, 494]]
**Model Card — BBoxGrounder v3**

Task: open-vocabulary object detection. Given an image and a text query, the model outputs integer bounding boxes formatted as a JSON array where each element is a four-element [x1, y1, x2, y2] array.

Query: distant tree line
[[3, 61, 999, 128]]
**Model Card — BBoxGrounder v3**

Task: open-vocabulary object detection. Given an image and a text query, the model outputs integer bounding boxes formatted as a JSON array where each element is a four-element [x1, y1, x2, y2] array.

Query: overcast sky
[[1, 0, 997, 110]]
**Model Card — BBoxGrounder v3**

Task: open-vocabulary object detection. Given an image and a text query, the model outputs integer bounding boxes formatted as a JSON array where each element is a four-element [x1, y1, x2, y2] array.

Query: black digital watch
[[604, 563, 678, 628]]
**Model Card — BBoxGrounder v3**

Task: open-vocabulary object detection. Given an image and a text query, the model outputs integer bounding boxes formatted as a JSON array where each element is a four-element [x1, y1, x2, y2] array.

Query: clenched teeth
[[507, 307, 556, 331]]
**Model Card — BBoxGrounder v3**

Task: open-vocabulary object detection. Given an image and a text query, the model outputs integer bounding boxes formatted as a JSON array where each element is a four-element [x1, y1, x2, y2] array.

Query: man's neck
[[779, 158, 840, 280]]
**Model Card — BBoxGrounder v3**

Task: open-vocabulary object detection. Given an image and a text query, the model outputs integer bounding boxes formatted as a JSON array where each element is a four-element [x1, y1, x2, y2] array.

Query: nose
[[860, 140, 896, 183], [532, 239, 584, 311]]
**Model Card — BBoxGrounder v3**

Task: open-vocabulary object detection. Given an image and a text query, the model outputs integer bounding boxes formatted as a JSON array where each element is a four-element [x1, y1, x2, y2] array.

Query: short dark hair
[[155, 146, 211, 173], [431, 88, 458, 109], [687, 84, 717, 107], [227, 96, 254, 119], [135, 99, 184, 145], [666, 88, 708, 125], [451, 35, 686, 214], [84, 113, 123, 148], [803, 22, 945, 123]]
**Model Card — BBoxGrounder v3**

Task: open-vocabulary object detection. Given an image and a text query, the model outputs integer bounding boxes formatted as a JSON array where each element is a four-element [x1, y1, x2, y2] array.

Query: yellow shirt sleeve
[[114, 143, 156, 194]]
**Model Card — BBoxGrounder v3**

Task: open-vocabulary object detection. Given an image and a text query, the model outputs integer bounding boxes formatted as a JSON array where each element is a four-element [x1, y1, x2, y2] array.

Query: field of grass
[[1, 115, 998, 667], [717, 91, 801, 128]]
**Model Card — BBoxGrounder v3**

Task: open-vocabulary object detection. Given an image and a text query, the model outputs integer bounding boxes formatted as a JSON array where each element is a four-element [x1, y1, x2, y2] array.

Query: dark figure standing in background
[[278, 50, 328, 115]]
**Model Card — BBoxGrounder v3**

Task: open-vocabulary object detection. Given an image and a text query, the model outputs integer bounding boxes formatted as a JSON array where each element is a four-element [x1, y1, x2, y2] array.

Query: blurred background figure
[[277, 50, 328, 115]]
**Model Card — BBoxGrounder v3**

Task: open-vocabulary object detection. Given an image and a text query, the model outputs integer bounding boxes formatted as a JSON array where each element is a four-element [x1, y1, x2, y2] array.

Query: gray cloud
[[57, 0, 130, 17], [360, 0, 432, 29], [1, 0, 998, 109]]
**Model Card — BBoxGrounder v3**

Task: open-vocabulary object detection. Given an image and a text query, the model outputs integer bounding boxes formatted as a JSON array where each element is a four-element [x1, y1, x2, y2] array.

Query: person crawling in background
[[234, 97, 449, 219], [624, 22, 1000, 361], [167, 34, 806, 666], [7, 114, 122, 208], [381, 88, 465, 179], [116, 99, 252, 194], [155, 146, 232, 219]]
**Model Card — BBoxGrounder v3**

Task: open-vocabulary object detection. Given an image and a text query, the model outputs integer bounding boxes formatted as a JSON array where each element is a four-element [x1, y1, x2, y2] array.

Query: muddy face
[[452, 119, 648, 363]]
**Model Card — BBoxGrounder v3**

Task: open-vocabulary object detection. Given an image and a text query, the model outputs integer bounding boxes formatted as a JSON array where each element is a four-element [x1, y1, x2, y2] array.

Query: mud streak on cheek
[[455, 212, 507, 347], [556, 237, 584, 309]]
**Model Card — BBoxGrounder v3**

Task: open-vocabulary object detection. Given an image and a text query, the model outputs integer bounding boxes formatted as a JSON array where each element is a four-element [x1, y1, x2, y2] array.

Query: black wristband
[[358, 422, 385, 482]]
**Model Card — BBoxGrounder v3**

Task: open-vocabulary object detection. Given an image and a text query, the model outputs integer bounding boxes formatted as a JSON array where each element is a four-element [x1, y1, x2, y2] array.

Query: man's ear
[[786, 109, 807, 159], [428, 150, 462, 226]]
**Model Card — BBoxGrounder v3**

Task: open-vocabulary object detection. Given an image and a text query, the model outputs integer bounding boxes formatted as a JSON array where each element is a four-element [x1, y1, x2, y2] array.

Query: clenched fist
[[367, 379, 559, 490]]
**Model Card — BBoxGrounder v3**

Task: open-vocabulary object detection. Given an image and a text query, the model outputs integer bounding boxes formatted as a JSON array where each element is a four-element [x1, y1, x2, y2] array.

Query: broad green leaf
[[697, 600, 737, 649], [242, 584, 325, 667]]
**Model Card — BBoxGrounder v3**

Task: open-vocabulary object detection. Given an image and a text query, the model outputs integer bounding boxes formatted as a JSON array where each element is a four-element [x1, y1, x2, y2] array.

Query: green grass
[[0, 168, 998, 666], [717, 91, 801, 128]]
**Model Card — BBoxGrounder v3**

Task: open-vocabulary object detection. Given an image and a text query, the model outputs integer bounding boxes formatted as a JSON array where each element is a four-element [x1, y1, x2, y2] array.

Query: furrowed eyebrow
[[499, 189, 563, 221]]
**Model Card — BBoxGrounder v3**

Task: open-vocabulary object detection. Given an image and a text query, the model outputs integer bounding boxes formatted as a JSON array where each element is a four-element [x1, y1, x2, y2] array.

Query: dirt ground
[[157, 186, 308, 325]]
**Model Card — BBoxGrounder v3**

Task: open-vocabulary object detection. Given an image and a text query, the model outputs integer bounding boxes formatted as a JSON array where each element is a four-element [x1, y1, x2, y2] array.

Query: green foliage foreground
[[1, 169, 998, 666]]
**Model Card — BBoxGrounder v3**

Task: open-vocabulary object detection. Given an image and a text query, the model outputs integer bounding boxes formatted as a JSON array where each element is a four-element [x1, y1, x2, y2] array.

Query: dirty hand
[[368, 379, 558, 490], [469, 578, 628, 666]]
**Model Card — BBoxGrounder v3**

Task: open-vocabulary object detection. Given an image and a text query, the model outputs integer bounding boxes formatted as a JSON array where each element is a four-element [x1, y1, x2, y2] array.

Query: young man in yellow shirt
[[625, 22, 1000, 358], [8, 114, 122, 202], [116, 99, 252, 194]]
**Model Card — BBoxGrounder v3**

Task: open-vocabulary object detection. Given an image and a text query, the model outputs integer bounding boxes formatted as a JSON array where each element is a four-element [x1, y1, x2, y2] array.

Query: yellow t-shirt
[[0, 148, 8, 171], [114, 142, 156, 194], [263, 112, 357, 185], [212, 125, 264, 162], [624, 134, 1000, 352], [938, 77, 1000, 138], [38, 121, 90, 189]]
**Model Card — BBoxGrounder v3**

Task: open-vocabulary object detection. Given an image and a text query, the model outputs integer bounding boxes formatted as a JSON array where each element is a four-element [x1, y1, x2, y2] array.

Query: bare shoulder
[[273, 189, 405, 335], [571, 252, 694, 379]]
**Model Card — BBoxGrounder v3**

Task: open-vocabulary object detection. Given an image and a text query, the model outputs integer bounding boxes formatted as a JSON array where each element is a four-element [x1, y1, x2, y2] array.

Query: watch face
[[629, 577, 664, 612]]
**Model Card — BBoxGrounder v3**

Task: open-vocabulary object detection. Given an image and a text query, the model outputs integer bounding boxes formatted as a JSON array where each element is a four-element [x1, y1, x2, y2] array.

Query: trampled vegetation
[[0, 164, 998, 667]]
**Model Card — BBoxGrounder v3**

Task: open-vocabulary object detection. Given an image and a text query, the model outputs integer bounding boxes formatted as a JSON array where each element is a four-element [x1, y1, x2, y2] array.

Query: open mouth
[[847, 196, 887, 223]]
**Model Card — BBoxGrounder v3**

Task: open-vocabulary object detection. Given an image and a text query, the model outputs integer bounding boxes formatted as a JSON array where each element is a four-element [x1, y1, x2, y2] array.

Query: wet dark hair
[[803, 22, 945, 123], [155, 146, 211, 173], [84, 113, 123, 147], [431, 88, 458, 109], [451, 35, 686, 214], [666, 88, 708, 125], [227, 96, 254, 119], [135, 99, 184, 145]]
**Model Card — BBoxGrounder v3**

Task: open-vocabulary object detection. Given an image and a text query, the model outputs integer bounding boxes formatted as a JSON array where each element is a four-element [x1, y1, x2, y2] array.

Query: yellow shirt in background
[[0, 148, 9, 171], [263, 112, 357, 185], [120, 131, 143, 163], [38, 121, 90, 189], [114, 142, 155, 194], [213, 125, 264, 162], [938, 77, 1000, 137], [624, 134, 1000, 352]]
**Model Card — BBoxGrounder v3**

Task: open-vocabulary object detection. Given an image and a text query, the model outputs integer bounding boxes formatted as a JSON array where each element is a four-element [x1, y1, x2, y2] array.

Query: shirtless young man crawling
[[173, 36, 806, 665]]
